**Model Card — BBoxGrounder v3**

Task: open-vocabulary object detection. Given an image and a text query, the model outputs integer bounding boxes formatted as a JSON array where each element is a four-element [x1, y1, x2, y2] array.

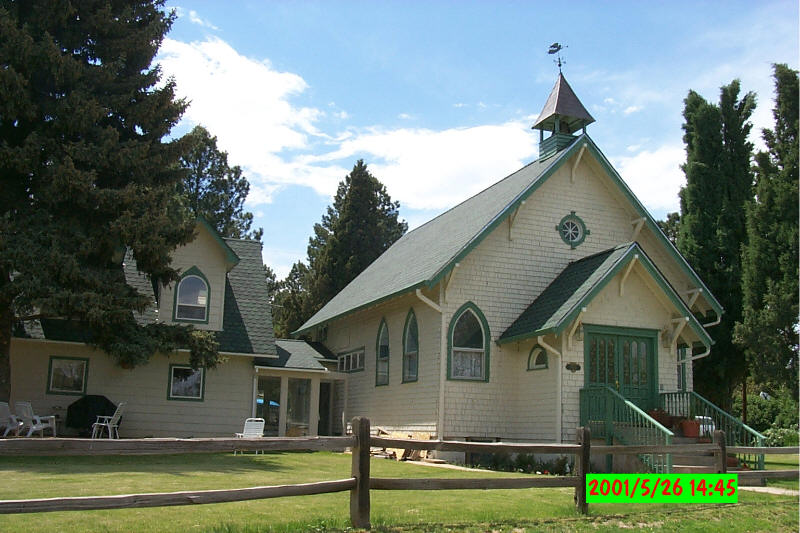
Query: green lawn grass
[[763, 453, 799, 491], [0, 452, 797, 532]]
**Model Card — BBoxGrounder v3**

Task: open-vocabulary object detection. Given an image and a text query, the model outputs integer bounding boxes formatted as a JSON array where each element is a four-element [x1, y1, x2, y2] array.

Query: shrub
[[763, 426, 800, 447]]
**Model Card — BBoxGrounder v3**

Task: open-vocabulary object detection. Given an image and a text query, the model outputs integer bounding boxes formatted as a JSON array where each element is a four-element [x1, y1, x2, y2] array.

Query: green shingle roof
[[296, 134, 723, 335], [295, 144, 578, 334], [498, 243, 712, 347], [253, 339, 331, 371]]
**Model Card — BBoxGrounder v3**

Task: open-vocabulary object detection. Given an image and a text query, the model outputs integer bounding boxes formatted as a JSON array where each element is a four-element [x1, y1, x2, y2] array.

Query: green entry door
[[585, 328, 657, 410]]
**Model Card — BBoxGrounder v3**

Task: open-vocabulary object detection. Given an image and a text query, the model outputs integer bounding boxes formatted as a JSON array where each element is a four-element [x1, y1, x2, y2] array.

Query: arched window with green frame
[[174, 266, 210, 323], [375, 319, 390, 386], [448, 302, 490, 382], [402, 309, 419, 383]]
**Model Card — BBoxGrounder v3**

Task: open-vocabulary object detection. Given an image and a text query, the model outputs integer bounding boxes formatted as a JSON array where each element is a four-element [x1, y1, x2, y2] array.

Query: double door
[[585, 328, 657, 411]]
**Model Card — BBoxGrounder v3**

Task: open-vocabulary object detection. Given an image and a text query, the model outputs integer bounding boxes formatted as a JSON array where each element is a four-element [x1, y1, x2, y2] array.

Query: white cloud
[[623, 105, 642, 115], [314, 122, 537, 210], [612, 144, 685, 215], [188, 10, 219, 30], [398, 113, 413, 120]]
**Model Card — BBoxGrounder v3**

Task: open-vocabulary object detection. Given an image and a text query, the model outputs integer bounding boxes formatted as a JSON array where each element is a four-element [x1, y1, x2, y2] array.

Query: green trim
[[496, 243, 713, 349], [527, 345, 548, 371], [292, 281, 427, 336], [173, 266, 211, 324], [578, 137, 724, 317], [167, 364, 205, 401], [402, 308, 419, 383], [336, 347, 365, 373], [428, 143, 580, 289], [196, 216, 240, 270], [447, 301, 491, 382], [556, 211, 589, 248], [375, 319, 390, 386], [46, 356, 89, 396], [583, 325, 659, 409]]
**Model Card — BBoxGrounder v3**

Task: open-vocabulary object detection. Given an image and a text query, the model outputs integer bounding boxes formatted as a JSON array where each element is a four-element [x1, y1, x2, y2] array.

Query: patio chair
[[234, 417, 265, 455], [15, 401, 56, 438], [0, 402, 22, 437], [91, 402, 126, 439]]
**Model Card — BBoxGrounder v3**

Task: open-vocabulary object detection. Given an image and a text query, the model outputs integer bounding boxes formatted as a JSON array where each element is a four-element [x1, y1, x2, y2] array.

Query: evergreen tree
[[179, 125, 263, 240], [306, 160, 407, 315], [657, 212, 681, 245], [735, 64, 799, 397], [0, 0, 219, 400], [677, 80, 756, 408], [272, 262, 311, 339]]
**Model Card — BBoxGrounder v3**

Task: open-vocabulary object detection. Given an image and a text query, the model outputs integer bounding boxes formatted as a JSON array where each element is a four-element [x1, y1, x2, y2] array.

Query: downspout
[[703, 315, 721, 328], [438, 283, 447, 440], [557, 335, 564, 443], [684, 344, 711, 363]]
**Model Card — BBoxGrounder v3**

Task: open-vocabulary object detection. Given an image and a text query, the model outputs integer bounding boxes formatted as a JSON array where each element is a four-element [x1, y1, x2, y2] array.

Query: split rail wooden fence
[[0, 417, 796, 530]]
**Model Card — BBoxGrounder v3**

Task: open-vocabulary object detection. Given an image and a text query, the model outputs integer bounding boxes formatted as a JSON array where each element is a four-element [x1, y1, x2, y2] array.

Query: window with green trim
[[337, 349, 364, 373], [168, 365, 204, 401], [47, 356, 88, 395], [527, 345, 548, 370], [450, 305, 488, 381], [175, 271, 209, 322], [403, 310, 419, 383], [376, 321, 389, 386], [556, 211, 589, 248]]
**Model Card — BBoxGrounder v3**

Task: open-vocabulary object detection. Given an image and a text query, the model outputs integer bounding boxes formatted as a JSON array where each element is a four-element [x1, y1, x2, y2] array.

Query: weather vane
[[548, 42, 567, 72]]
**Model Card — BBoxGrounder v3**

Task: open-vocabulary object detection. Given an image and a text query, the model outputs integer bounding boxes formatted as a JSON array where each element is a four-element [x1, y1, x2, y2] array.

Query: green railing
[[660, 391, 765, 469], [580, 386, 673, 473]]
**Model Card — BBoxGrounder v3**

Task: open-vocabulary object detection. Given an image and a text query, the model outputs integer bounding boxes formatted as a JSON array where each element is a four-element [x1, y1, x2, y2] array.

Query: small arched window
[[449, 303, 489, 381], [175, 271, 209, 322], [403, 310, 419, 383], [376, 320, 389, 386], [527, 345, 548, 370]]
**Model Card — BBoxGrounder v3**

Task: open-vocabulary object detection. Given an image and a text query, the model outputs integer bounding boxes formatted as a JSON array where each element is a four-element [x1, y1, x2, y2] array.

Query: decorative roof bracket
[[619, 254, 639, 296]]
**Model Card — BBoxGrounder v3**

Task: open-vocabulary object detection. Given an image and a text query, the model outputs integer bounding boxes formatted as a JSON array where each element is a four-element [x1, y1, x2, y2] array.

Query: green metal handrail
[[661, 391, 765, 469], [580, 385, 673, 473]]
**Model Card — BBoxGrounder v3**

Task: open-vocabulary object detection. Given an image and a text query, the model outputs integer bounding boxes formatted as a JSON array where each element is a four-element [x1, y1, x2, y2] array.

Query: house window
[[556, 211, 589, 248], [449, 302, 490, 381], [337, 349, 364, 373], [47, 357, 89, 395], [175, 269, 209, 322], [403, 310, 419, 383], [168, 364, 204, 401], [527, 345, 548, 370], [376, 320, 390, 386]]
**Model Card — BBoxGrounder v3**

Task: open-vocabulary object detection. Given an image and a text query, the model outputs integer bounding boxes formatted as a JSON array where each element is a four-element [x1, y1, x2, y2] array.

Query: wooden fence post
[[574, 426, 590, 514], [714, 430, 726, 474], [350, 417, 371, 529]]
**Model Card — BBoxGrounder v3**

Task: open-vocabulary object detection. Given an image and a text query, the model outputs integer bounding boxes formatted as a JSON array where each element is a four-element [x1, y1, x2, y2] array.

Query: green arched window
[[527, 345, 548, 370], [403, 310, 419, 383], [448, 302, 490, 382], [174, 267, 210, 323], [376, 319, 390, 386]]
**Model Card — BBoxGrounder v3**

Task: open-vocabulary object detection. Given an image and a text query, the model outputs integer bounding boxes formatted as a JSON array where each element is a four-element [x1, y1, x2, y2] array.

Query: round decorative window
[[556, 211, 589, 248]]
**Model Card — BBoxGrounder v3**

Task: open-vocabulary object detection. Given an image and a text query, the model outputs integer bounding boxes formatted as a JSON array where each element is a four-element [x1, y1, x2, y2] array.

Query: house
[[11, 219, 345, 438], [295, 74, 737, 451]]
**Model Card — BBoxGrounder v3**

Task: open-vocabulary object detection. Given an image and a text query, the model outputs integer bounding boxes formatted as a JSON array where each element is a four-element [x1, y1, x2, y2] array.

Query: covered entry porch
[[253, 339, 346, 437]]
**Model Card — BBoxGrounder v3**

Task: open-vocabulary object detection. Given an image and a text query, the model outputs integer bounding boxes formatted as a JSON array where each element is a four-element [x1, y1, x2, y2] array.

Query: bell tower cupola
[[532, 73, 594, 159]]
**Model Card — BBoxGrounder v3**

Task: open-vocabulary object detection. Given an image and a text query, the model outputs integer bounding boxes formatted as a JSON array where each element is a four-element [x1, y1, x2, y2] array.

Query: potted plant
[[679, 417, 700, 438]]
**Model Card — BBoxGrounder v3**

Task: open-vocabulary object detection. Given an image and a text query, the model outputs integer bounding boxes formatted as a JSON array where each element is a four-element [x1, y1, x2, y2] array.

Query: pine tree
[[307, 160, 407, 315], [179, 125, 263, 240], [735, 64, 799, 397], [272, 262, 311, 339], [0, 1, 219, 400], [677, 81, 756, 408], [657, 212, 681, 245]]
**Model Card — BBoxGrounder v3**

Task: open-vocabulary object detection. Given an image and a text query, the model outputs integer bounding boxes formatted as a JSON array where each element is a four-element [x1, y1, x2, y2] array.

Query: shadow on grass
[[0, 451, 293, 476]]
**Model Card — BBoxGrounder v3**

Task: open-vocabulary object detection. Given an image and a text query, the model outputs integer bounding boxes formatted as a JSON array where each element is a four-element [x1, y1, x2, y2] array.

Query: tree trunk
[[742, 377, 747, 424]]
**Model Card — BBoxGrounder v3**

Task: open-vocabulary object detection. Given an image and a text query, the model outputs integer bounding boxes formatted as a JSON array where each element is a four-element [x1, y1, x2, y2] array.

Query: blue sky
[[160, 1, 798, 278]]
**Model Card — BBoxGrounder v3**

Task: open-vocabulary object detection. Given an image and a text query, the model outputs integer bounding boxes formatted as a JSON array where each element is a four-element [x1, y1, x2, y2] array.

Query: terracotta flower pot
[[680, 419, 700, 438]]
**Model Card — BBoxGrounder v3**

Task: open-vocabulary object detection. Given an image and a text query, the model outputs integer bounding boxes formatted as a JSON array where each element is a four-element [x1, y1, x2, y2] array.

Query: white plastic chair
[[15, 401, 56, 437], [91, 402, 126, 439], [0, 402, 21, 437], [234, 417, 265, 455]]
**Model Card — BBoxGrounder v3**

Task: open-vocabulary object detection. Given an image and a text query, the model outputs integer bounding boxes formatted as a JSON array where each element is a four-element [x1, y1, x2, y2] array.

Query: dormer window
[[175, 269, 209, 322]]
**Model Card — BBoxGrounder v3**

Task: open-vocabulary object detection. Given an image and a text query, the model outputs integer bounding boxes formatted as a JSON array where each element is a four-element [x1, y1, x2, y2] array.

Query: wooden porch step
[[671, 454, 715, 467]]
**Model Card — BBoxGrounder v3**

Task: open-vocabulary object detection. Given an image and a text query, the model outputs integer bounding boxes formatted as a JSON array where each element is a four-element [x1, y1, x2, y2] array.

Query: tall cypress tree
[[678, 80, 755, 408], [0, 1, 219, 400], [735, 64, 799, 397]]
